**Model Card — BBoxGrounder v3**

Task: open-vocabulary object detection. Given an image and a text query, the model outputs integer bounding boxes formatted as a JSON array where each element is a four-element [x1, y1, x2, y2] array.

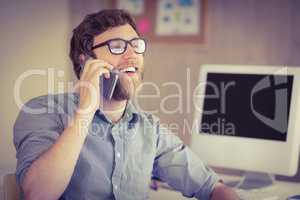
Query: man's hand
[[77, 58, 114, 115], [211, 182, 240, 200]]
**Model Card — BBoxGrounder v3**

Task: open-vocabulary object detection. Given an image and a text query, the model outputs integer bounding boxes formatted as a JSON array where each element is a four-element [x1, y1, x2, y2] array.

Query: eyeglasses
[[92, 38, 147, 55]]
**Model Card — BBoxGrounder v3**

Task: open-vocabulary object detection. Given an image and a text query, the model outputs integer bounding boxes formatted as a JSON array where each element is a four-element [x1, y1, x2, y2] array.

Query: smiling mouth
[[119, 66, 138, 74]]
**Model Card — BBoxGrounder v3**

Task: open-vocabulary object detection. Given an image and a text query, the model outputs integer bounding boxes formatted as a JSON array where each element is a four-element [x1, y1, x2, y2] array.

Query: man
[[14, 9, 239, 200]]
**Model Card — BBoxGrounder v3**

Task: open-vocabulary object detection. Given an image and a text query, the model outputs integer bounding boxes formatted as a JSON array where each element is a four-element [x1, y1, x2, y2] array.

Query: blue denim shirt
[[14, 93, 220, 200]]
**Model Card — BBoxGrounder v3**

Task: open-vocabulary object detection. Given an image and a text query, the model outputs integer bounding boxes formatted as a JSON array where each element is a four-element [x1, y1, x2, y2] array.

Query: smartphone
[[80, 55, 119, 100], [100, 70, 119, 100]]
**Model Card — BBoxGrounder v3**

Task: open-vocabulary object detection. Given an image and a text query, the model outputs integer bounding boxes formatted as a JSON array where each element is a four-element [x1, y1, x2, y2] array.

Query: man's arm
[[21, 113, 92, 200], [149, 114, 239, 200], [211, 182, 240, 200], [15, 59, 112, 200]]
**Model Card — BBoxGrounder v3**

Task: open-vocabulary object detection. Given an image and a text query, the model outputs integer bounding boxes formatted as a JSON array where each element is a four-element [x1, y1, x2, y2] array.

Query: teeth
[[120, 67, 136, 73]]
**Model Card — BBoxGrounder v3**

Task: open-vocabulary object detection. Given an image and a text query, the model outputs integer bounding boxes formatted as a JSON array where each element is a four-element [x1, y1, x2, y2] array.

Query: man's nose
[[123, 44, 137, 59]]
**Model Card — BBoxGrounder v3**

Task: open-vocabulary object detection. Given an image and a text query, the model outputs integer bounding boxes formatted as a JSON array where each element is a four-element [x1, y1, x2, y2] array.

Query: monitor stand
[[225, 171, 275, 190]]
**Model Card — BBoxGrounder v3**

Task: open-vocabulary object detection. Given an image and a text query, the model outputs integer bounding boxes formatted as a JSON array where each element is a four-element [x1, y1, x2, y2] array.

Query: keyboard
[[235, 186, 291, 200], [150, 178, 299, 200]]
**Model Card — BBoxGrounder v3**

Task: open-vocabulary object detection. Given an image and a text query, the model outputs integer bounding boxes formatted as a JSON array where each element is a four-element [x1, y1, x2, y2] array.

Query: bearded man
[[13, 9, 239, 200]]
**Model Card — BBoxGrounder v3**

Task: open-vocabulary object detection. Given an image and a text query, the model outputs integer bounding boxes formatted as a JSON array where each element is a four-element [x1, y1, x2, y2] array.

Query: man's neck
[[100, 99, 127, 123]]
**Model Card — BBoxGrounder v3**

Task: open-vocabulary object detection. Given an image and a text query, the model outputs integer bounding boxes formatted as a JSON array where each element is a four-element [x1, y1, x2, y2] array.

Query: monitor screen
[[200, 73, 294, 141]]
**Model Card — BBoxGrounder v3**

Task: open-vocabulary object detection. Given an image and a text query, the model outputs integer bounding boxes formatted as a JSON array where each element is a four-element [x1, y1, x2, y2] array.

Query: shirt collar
[[125, 101, 140, 128], [74, 92, 139, 125], [96, 101, 139, 126]]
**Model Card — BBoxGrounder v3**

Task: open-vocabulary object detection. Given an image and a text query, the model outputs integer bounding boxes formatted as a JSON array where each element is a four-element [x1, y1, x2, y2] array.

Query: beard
[[111, 70, 143, 101]]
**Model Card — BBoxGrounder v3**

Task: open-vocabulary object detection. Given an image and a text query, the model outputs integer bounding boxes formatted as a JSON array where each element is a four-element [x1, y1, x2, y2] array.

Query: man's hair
[[69, 9, 139, 79]]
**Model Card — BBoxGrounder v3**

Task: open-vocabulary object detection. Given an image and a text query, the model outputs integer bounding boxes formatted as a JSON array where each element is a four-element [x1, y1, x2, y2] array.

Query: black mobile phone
[[80, 55, 119, 100], [99, 71, 119, 100]]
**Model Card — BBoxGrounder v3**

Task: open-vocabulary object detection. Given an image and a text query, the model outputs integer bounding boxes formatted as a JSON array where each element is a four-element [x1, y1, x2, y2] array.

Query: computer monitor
[[190, 64, 300, 189]]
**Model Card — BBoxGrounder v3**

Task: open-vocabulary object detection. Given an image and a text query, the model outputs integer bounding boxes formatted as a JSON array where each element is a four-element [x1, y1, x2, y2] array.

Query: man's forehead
[[93, 24, 138, 44]]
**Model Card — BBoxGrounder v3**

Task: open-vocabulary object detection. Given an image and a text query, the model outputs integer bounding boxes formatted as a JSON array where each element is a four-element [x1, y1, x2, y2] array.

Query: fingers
[[85, 59, 114, 72], [81, 59, 114, 81]]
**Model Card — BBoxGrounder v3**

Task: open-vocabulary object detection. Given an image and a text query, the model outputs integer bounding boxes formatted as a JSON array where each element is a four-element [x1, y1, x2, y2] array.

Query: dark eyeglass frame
[[91, 37, 147, 55]]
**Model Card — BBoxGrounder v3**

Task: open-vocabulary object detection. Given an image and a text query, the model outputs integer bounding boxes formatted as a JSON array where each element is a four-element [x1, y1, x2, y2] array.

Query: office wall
[[140, 0, 300, 144], [0, 0, 112, 184], [0, 0, 72, 180]]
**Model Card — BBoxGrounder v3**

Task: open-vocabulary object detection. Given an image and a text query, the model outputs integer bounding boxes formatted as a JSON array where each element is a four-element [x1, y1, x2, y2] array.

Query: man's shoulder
[[21, 93, 79, 114]]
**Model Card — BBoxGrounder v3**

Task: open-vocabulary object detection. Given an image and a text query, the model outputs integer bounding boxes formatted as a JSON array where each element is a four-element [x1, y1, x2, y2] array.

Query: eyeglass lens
[[109, 39, 145, 54]]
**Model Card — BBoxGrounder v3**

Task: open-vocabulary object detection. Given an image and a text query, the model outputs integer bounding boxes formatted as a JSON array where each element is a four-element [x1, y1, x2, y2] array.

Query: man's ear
[[79, 54, 86, 64]]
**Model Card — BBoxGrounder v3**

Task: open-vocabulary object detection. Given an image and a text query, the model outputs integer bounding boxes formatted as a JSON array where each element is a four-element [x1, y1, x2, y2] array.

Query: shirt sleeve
[[13, 96, 63, 186], [152, 118, 220, 200]]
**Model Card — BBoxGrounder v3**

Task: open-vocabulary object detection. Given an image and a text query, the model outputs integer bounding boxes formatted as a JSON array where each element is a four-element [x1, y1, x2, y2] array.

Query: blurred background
[[1, 0, 300, 189]]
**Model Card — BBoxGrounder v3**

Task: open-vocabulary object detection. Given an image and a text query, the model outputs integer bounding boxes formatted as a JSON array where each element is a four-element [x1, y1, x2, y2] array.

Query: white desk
[[0, 174, 299, 200], [149, 174, 300, 200]]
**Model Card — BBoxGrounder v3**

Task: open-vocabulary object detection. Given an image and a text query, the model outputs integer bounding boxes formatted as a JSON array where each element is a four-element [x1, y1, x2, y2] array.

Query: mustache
[[117, 60, 139, 67]]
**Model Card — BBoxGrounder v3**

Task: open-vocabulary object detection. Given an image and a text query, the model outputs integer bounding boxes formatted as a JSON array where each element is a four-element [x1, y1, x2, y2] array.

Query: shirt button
[[116, 152, 121, 158], [114, 184, 118, 190]]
